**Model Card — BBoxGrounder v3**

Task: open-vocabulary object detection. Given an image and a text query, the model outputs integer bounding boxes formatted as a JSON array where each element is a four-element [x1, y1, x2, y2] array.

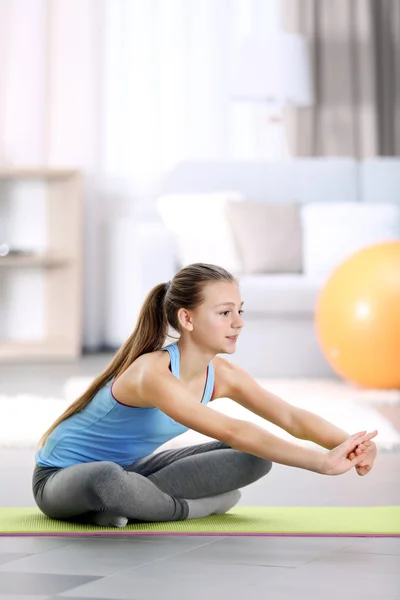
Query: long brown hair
[[39, 263, 236, 447]]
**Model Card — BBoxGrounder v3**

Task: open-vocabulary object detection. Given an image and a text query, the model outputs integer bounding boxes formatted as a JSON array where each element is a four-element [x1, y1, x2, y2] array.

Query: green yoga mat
[[1, 506, 399, 536]]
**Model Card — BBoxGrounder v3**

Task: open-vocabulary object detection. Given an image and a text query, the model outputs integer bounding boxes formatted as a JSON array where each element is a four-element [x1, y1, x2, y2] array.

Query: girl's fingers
[[360, 430, 378, 442], [350, 451, 368, 465], [354, 430, 378, 441], [348, 443, 367, 460], [348, 430, 378, 450], [350, 431, 367, 440]]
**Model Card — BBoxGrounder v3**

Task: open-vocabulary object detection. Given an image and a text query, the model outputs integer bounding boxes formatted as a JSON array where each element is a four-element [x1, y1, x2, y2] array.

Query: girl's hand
[[347, 440, 377, 476], [321, 430, 378, 476]]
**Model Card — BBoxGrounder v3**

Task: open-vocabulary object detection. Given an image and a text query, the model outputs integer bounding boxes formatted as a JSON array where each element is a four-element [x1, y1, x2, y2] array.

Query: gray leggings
[[33, 441, 272, 523]]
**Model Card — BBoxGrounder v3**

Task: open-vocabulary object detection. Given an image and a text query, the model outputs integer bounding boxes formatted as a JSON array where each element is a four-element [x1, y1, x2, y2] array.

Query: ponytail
[[38, 282, 169, 447]]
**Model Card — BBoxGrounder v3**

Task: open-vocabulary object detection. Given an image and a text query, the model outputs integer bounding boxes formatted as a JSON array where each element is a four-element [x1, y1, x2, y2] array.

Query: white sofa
[[105, 158, 400, 378]]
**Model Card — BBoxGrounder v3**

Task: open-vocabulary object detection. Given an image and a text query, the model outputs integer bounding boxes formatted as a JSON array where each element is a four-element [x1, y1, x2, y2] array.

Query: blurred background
[[0, 0, 400, 454]]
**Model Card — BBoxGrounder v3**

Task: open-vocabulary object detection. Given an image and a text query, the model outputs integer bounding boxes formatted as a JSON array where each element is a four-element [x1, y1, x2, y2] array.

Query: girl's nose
[[234, 313, 244, 328]]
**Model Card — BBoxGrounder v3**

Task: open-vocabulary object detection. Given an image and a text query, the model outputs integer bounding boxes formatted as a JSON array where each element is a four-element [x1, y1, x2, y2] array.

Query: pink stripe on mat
[[1, 532, 399, 538]]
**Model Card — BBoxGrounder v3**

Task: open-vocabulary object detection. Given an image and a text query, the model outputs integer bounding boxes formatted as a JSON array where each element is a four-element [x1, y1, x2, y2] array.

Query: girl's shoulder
[[210, 356, 239, 400], [111, 350, 170, 407], [133, 348, 171, 373]]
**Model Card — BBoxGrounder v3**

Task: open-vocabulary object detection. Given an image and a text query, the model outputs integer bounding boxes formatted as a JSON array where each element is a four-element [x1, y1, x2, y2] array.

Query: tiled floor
[[1, 355, 400, 600]]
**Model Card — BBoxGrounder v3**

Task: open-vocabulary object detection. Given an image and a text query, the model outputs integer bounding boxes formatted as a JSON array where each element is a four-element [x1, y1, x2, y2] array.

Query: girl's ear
[[177, 308, 194, 332]]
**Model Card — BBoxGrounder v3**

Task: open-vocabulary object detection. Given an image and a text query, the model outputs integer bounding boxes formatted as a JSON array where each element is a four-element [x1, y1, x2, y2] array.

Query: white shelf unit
[[0, 168, 83, 361]]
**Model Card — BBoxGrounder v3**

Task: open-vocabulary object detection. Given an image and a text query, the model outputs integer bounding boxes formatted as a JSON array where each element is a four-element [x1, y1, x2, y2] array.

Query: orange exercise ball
[[315, 241, 400, 389]]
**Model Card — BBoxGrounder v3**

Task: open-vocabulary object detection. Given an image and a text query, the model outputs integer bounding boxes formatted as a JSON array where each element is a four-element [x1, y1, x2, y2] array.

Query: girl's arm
[[128, 355, 373, 476], [212, 357, 351, 450]]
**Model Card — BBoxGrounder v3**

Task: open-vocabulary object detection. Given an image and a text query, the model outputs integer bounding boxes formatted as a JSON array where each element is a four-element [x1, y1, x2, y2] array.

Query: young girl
[[33, 263, 377, 528]]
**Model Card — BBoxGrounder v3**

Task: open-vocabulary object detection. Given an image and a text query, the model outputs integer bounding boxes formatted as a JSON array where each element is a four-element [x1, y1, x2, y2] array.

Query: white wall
[[0, 0, 282, 349], [0, 0, 49, 341]]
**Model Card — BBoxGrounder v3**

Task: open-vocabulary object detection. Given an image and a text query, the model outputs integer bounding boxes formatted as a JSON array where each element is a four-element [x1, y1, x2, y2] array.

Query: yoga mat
[[0, 506, 399, 537]]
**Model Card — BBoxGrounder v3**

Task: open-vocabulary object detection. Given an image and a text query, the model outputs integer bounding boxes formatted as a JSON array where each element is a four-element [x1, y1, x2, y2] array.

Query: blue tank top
[[36, 343, 214, 468]]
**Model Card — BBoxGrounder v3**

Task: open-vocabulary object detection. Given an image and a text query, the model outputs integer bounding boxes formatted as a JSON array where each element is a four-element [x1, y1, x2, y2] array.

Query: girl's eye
[[220, 310, 245, 316]]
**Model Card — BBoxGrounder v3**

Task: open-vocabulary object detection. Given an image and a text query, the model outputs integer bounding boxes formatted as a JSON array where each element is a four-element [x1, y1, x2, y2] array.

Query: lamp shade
[[232, 32, 314, 107]]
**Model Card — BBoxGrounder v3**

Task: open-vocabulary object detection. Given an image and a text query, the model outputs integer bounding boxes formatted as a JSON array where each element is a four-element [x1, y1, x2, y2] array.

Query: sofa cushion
[[156, 192, 244, 271], [301, 202, 400, 278], [225, 200, 302, 274], [238, 274, 323, 315], [360, 158, 400, 205]]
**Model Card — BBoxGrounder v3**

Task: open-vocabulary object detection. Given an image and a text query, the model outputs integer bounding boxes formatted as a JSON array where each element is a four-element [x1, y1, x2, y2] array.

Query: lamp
[[232, 32, 314, 158]]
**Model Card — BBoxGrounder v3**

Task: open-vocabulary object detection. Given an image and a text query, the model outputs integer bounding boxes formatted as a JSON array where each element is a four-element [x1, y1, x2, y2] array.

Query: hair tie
[[165, 280, 171, 292]]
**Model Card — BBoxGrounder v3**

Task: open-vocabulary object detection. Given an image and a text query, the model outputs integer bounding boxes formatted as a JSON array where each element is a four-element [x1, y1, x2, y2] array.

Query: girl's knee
[[241, 454, 273, 483], [87, 461, 126, 505], [253, 456, 273, 477]]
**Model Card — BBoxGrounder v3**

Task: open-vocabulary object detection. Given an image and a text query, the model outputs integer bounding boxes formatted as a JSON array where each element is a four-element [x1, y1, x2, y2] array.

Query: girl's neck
[[177, 339, 214, 383]]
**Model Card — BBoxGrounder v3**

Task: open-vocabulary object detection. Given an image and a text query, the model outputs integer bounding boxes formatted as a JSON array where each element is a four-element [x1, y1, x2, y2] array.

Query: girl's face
[[180, 281, 245, 354]]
